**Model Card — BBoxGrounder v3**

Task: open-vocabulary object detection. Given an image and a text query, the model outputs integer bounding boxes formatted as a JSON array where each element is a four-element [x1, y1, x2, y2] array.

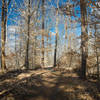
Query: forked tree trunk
[[1, 0, 12, 70]]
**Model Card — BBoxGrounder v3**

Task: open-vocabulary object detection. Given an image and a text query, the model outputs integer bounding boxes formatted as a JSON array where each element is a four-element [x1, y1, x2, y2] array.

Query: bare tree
[[1, 0, 6, 70], [54, 0, 59, 67], [25, 0, 31, 69], [41, 0, 45, 68], [1, 0, 11, 71], [80, 0, 88, 79]]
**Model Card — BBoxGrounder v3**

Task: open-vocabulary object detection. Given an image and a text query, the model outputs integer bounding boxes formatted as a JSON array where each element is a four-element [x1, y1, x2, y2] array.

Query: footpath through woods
[[0, 68, 100, 100]]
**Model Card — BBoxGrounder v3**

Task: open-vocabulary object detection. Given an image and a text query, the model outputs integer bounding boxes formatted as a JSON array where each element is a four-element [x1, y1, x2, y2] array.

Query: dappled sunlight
[[76, 85, 85, 90], [0, 69, 100, 100], [0, 0, 100, 99], [0, 79, 16, 86], [78, 93, 93, 100], [0, 90, 8, 95], [64, 87, 75, 92], [17, 72, 33, 80], [1, 93, 15, 100]]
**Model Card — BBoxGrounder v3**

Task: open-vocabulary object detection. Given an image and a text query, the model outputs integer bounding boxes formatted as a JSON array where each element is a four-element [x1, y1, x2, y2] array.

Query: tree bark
[[1, 0, 6, 70], [80, 0, 88, 79], [94, 24, 99, 79], [54, 6, 59, 67], [1, 0, 12, 70], [41, 0, 45, 68], [25, 0, 30, 69], [54, 33, 57, 67]]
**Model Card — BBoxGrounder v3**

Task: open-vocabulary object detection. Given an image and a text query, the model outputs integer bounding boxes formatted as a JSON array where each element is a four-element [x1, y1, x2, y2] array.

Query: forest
[[0, 0, 100, 100]]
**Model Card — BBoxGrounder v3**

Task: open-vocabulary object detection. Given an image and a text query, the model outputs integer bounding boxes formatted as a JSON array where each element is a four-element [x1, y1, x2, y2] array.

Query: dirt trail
[[0, 69, 100, 100]]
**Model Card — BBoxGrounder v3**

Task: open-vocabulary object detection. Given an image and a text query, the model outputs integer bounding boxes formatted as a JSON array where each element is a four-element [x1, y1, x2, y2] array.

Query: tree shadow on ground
[[0, 69, 32, 81], [0, 69, 100, 100]]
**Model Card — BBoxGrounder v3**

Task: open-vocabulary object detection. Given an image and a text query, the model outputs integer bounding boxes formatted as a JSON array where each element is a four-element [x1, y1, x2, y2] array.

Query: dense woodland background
[[0, 0, 100, 100], [0, 0, 100, 78]]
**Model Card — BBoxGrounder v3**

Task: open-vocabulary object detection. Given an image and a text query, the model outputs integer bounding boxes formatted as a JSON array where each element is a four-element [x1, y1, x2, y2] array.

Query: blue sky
[[0, 0, 82, 49], [0, 0, 81, 32]]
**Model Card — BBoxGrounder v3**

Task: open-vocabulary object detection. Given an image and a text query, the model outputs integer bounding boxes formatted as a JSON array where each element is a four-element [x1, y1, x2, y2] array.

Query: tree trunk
[[1, 0, 12, 70], [1, 0, 6, 70], [4, 1, 7, 43], [41, 0, 45, 68], [54, 5, 59, 67], [54, 33, 57, 67], [80, 0, 88, 79], [25, 0, 30, 69], [34, 36, 37, 66], [94, 24, 99, 79]]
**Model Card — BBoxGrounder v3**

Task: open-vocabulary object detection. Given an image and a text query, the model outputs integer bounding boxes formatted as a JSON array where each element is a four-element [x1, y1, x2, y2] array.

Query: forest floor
[[0, 68, 100, 100]]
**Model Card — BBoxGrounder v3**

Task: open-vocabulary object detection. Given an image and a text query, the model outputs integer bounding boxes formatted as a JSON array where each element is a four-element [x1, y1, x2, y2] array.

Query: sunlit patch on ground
[[0, 69, 100, 100]]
